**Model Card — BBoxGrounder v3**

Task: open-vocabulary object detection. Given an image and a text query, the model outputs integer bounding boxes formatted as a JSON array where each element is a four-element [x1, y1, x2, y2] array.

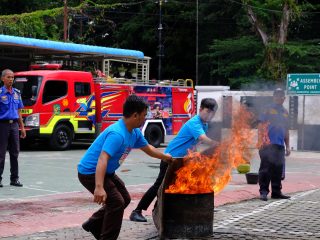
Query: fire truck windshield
[[14, 76, 42, 106]]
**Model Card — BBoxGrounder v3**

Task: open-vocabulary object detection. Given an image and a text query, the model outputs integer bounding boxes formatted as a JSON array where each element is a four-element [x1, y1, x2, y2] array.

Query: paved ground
[[3, 189, 320, 240], [0, 144, 320, 239]]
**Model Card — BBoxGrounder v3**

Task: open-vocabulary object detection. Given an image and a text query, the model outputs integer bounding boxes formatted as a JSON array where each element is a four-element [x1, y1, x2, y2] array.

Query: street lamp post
[[64, 0, 68, 42], [196, 0, 199, 86], [158, 0, 166, 81]]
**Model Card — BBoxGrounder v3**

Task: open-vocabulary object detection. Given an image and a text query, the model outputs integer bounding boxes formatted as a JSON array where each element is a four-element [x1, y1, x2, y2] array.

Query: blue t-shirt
[[78, 119, 148, 174], [165, 115, 208, 157], [259, 103, 289, 146], [0, 86, 24, 120]]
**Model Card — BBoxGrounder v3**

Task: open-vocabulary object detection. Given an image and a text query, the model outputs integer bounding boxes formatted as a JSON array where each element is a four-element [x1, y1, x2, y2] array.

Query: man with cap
[[130, 98, 219, 222], [257, 88, 291, 201], [0, 69, 26, 188]]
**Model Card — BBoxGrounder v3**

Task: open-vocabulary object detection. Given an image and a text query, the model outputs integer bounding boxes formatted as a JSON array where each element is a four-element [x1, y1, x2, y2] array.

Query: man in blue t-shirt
[[78, 95, 173, 240], [258, 88, 291, 201], [130, 98, 219, 222]]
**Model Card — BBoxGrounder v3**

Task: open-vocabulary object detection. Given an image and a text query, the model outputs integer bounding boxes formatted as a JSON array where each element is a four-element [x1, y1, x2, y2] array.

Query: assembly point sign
[[287, 73, 320, 95]]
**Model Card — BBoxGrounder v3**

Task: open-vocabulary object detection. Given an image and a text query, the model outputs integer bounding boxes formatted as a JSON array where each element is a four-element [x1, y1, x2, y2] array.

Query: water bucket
[[245, 173, 259, 184]]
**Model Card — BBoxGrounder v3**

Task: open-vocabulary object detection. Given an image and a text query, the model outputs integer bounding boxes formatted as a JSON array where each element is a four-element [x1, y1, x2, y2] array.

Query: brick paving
[[1, 150, 320, 239], [3, 189, 320, 240]]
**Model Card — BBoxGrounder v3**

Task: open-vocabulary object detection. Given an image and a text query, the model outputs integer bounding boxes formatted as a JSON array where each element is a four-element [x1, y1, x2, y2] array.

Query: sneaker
[[271, 193, 290, 199], [82, 219, 100, 239], [260, 194, 268, 201], [0, 181, 3, 187], [10, 180, 23, 187], [129, 209, 147, 222]]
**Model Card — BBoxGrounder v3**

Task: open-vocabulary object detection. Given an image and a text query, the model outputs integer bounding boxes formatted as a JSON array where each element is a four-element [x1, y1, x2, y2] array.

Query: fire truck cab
[[15, 70, 96, 150]]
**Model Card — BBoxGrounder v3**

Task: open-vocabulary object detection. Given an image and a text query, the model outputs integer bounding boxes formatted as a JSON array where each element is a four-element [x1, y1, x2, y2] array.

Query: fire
[[256, 122, 271, 149], [165, 105, 256, 195]]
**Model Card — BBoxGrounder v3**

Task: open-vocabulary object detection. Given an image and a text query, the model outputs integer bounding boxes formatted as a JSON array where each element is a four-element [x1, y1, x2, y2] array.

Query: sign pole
[[301, 95, 305, 150]]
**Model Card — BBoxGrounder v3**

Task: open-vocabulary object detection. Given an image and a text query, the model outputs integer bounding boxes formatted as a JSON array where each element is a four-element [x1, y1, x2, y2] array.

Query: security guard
[[257, 88, 291, 201], [0, 69, 26, 188]]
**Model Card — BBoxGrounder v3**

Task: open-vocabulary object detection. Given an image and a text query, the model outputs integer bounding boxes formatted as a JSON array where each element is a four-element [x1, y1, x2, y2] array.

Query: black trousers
[[258, 144, 285, 195], [136, 160, 168, 211], [78, 173, 131, 240], [0, 121, 20, 182]]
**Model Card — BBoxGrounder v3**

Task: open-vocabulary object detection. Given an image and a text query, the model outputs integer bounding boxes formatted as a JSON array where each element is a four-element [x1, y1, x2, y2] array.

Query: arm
[[198, 134, 219, 147], [140, 144, 173, 163], [94, 151, 110, 205], [284, 129, 290, 156], [18, 110, 26, 138], [257, 122, 264, 149]]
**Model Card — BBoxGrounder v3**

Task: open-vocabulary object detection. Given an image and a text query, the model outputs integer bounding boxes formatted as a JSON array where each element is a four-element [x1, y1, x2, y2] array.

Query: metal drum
[[163, 192, 214, 238]]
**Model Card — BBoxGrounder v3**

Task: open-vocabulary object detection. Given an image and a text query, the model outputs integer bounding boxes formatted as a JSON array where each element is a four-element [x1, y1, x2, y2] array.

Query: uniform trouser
[[258, 144, 285, 196], [0, 121, 20, 182], [78, 173, 131, 240], [136, 160, 168, 211]]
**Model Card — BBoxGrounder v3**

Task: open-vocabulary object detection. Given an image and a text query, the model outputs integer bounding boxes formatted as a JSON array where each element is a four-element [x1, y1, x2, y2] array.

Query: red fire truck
[[14, 66, 195, 150]]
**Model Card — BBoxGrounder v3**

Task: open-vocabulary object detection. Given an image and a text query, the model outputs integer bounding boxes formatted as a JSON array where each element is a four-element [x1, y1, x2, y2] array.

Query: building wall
[[195, 86, 320, 151]]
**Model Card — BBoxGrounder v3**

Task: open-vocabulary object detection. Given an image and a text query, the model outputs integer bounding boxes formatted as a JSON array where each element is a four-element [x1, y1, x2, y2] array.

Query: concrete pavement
[[0, 150, 320, 239]]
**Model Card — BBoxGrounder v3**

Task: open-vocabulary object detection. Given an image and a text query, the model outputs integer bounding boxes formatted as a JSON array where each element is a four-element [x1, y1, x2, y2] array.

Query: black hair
[[200, 98, 218, 112], [123, 94, 148, 118]]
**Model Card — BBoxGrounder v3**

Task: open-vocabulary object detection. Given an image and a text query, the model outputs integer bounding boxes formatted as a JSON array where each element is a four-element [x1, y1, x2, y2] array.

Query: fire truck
[[14, 64, 195, 150]]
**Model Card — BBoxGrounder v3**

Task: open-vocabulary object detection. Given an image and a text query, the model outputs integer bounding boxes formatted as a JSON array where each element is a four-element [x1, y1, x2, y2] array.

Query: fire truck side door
[[73, 81, 94, 132]]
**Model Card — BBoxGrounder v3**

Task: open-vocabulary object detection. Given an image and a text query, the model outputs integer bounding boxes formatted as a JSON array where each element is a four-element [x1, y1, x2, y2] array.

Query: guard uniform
[[258, 103, 289, 196], [0, 86, 23, 183]]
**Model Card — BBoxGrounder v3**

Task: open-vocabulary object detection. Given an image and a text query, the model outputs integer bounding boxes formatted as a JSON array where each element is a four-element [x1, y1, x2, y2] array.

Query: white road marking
[[216, 226, 320, 236], [214, 189, 319, 229], [20, 186, 61, 193]]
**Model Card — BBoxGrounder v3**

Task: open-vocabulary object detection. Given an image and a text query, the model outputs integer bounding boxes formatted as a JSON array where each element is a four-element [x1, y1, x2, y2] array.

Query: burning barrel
[[153, 157, 214, 239], [163, 192, 214, 238]]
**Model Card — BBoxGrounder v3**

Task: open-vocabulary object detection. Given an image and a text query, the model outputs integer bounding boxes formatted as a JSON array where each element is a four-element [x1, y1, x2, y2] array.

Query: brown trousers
[[78, 172, 131, 240]]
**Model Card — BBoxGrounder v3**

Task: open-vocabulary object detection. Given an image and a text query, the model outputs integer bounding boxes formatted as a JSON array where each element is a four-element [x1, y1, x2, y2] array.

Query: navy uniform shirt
[[0, 86, 24, 120], [259, 103, 289, 146]]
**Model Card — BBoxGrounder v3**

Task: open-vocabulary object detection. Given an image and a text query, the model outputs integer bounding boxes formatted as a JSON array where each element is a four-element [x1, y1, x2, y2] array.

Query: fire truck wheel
[[50, 124, 73, 151], [145, 124, 163, 148]]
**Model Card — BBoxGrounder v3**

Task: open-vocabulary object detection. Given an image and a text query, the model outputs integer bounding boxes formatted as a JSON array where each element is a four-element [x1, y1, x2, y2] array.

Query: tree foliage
[[0, 0, 320, 88]]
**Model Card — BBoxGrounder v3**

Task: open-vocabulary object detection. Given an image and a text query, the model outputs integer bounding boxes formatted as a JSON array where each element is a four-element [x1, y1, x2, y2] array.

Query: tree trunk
[[245, 2, 292, 82], [279, 2, 290, 44], [246, 6, 268, 46]]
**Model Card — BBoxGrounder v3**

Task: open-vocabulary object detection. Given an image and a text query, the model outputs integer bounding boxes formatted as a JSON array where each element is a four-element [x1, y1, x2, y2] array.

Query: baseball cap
[[273, 88, 285, 97]]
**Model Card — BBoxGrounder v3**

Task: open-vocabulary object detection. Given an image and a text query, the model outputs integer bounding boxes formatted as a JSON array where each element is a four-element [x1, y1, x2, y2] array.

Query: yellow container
[[237, 164, 250, 174]]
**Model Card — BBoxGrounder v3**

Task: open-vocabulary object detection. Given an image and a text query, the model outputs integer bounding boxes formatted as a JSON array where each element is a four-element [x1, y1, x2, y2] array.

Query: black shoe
[[10, 180, 23, 187], [0, 181, 3, 187], [260, 194, 268, 201], [130, 209, 147, 222], [271, 193, 290, 199], [82, 219, 100, 239], [82, 219, 91, 232]]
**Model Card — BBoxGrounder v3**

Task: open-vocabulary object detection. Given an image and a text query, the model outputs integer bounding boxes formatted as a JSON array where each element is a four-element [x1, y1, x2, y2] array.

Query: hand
[[211, 140, 219, 148], [164, 154, 174, 164], [94, 186, 107, 205], [285, 148, 291, 156], [20, 128, 26, 139]]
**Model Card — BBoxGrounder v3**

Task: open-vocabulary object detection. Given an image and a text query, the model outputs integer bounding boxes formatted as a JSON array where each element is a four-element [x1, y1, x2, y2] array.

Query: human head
[[123, 95, 148, 127], [199, 98, 218, 123], [273, 88, 285, 105], [1, 69, 14, 88]]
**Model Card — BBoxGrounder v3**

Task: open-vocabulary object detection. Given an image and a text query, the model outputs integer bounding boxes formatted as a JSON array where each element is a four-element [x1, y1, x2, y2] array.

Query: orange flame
[[256, 122, 271, 149], [165, 105, 255, 195]]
